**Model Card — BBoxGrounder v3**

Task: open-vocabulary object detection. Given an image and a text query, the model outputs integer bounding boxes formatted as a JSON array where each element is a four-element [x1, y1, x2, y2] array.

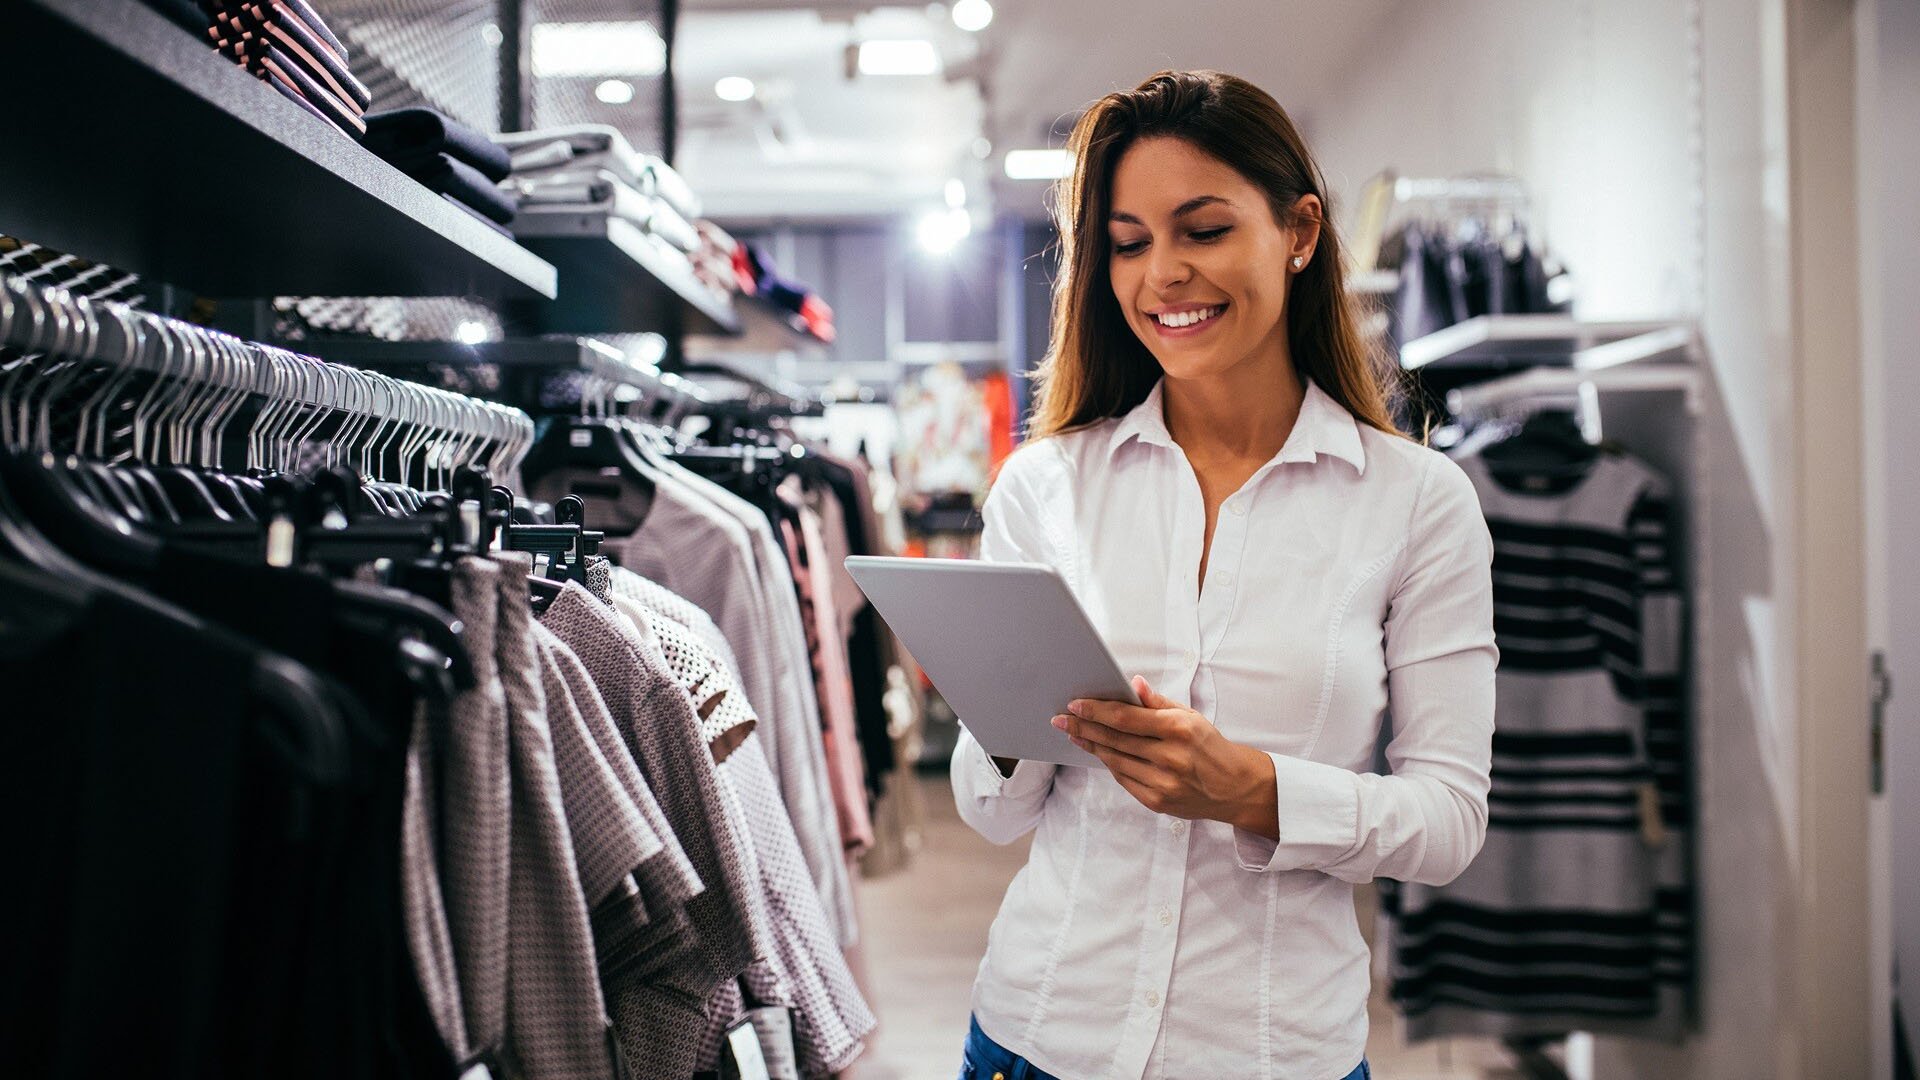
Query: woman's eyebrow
[[1108, 195, 1232, 225]]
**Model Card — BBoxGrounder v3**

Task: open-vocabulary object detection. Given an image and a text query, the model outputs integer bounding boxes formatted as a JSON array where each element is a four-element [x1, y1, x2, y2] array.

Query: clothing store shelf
[[509, 212, 742, 337], [0, 0, 558, 301], [290, 337, 623, 371], [685, 295, 830, 360], [1399, 315, 1690, 371], [288, 336, 711, 413], [1348, 270, 1402, 295], [1446, 362, 1705, 419]]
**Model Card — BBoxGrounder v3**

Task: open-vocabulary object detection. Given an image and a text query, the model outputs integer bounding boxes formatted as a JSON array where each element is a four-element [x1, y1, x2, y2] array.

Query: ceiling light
[[917, 206, 972, 255], [1003, 148, 1072, 180], [530, 21, 666, 78], [714, 76, 756, 102], [858, 39, 940, 77], [455, 320, 490, 345], [945, 178, 966, 209], [951, 0, 993, 32], [594, 79, 635, 104]]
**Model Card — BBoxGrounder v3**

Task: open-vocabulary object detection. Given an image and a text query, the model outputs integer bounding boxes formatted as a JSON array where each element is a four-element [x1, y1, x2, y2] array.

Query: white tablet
[[844, 556, 1138, 768]]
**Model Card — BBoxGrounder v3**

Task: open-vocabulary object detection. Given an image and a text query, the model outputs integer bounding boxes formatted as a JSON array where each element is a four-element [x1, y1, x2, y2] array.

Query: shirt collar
[[1106, 377, 1368, 475]]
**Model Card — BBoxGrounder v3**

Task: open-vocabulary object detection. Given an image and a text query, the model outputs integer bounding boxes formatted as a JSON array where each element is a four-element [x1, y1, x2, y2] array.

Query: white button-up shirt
[[953, 378, 1497, 1080]]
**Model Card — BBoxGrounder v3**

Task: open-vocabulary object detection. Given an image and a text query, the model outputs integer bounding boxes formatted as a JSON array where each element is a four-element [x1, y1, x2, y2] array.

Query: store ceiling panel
[[671, 0, 1401, 223]]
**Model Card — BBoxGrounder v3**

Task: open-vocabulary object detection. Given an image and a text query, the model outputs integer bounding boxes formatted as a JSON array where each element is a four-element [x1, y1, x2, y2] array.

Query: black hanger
[[1479, 408, 1599, 475], [520, 415, 657, 535]]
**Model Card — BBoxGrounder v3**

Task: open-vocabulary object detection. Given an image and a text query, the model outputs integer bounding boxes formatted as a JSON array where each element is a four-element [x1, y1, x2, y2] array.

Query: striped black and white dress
[[1385, 447, 1691, 1042]]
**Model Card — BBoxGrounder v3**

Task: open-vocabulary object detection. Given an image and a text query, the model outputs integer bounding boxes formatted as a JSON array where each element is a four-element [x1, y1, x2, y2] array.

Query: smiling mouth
[[1150, 305, 1226, 329]]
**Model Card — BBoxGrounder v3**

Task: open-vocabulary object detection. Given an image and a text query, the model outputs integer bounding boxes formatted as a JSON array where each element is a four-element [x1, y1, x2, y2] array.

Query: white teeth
[[1154, 306, 1224, 329]]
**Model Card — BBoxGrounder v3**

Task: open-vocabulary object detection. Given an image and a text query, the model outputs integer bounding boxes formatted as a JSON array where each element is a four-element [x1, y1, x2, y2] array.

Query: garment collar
[[1106, 377, 1367, 475]]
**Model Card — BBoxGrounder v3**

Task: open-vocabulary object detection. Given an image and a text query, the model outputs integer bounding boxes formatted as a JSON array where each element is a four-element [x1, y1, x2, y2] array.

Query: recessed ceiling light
[[714, 76, 756, 102], [530, 21, 665, 78], [595, 79, 635, 104], [858, 39, 940, 77], [1003, 148, 1073, 180], [951, 0, 993, 32], [455, 320, 490, 345], [917, 206, 972, 254]]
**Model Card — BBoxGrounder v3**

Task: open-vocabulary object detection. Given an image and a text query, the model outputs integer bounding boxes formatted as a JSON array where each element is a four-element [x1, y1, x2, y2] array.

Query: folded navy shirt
[[364, 108, 513, 183], [406, 153, 516, 225]]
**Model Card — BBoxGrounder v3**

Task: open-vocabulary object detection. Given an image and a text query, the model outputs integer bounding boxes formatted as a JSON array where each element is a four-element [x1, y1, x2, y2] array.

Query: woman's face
[[1106, 136, 1315, 384]]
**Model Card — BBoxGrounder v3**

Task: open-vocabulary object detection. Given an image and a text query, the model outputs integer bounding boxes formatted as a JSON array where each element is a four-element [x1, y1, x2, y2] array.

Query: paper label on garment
[[726, 1006, 798, 1080]]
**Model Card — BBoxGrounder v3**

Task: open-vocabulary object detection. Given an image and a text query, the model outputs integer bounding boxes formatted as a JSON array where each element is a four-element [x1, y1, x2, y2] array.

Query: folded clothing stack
[[734, 242, 837, 343], [362, 108, 518, 238], [205, 0, 371, 141], [498, 125, 709, 258], [693, 221, 743, 299]]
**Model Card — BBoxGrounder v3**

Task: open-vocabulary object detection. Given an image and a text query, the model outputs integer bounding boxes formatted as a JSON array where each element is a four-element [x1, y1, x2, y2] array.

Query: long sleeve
[[1234, 455, 1497, 885], [951, 450, 1061, 844]]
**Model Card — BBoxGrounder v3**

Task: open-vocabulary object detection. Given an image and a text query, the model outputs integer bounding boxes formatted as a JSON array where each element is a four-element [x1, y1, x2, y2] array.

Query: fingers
[[1075, 734, 1161, 786], [1068, 697, 1173, 736], [1132, 674, 1180, 710], [1053, 712, 1158, 759]]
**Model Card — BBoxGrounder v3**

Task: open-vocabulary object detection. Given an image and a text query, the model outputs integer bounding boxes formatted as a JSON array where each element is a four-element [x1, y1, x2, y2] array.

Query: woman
[[952, 71, 1497, 1080]]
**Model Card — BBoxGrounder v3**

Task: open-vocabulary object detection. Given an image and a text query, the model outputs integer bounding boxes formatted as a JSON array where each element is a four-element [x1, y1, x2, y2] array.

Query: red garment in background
[[982, 370, 1015, 472]]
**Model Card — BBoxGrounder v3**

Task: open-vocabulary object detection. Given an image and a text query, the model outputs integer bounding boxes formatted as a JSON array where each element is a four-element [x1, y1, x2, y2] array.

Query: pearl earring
[[1292, 256, 1305, 269]]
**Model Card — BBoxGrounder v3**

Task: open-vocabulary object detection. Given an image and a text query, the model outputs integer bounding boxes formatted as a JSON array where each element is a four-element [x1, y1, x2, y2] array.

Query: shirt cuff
[[969, 746, 1056, 799], [1233, 752, 1361, 872]]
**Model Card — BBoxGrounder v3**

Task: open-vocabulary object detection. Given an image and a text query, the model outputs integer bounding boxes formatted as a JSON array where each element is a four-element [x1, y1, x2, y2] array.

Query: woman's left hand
[[1057, 676, 1280, 839]]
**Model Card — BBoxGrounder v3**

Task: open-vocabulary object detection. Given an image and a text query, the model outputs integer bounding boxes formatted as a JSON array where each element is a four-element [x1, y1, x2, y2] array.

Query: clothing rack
[[674, 357, 826, 419], [1443, 320, 1703, 437], [0, 272, 534, 482]]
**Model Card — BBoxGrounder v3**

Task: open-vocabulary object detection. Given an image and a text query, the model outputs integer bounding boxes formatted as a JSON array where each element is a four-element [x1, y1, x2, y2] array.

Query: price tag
[[725, 1019, 771, 1080]]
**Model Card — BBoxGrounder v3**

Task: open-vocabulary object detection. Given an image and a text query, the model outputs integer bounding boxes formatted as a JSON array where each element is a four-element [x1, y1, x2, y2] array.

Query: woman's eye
[[1191, 227, 1232, 243], [1113, 239, 1148, 256]]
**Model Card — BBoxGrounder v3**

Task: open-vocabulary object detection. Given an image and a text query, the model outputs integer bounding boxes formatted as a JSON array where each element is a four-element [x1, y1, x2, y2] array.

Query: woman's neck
[[1161, 354, 1306, 464]]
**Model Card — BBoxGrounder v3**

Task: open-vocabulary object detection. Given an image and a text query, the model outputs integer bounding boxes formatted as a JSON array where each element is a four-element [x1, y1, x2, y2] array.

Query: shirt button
[[1146, 990, 1162, 1008], [1216, 572, 1234, 587], [1169, 819, 1186, 835], [1228, 501, 1247, 517], [1180, 649, 1196, 665], [1158, 906, 1173, 926]]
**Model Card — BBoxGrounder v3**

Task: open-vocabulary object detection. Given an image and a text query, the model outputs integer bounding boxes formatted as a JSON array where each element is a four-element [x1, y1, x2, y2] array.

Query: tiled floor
[[845, 773, 1525, 1080]]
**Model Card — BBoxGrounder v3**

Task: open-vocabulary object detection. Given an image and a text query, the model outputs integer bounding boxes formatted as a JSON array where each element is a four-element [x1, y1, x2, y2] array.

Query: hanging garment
[[437, 558, 514, 1069], [584, 465, 858, 947], [1387, 449, 1691, 1041], [611, 589, 874, 1076], [814, 453, 900, 805], [492, 554, 620, 1080], [541, 584, 765, 1079], [775, 475, 873, 854]]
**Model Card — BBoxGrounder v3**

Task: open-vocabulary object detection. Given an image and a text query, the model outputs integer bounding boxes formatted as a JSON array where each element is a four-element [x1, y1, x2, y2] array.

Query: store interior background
[[6, 0, 1914, 1075], [655, 3, 1914, 1073]]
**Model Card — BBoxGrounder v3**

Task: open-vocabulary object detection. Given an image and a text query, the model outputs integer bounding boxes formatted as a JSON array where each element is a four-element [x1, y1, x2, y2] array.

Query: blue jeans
[[959, 1015, 1371, 1080]]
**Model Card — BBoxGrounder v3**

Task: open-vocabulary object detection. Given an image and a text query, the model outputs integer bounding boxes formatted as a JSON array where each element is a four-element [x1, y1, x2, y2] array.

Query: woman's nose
[[1146, 246, 1192, 291]]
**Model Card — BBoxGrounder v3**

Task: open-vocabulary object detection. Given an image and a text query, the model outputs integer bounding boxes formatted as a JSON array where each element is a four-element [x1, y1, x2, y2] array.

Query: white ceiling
[[670, 0, 1405, 224]]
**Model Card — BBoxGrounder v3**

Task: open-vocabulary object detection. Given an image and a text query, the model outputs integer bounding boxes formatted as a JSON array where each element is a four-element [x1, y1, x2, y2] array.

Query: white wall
[[1306, 1, 1704, 322], [1307, 1, 1799, 1075], [1859, 0, 1920, 1072]]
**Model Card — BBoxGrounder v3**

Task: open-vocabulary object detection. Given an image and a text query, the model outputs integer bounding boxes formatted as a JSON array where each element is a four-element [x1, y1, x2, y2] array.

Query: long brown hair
[[1029, 70, 1401, 439]]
